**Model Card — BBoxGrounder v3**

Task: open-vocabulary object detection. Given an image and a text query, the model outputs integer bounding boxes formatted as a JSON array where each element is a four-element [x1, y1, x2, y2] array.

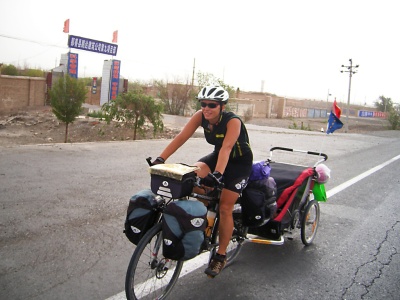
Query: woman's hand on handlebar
[[146, 157, 165, 166], [200, 171, 223, 188]]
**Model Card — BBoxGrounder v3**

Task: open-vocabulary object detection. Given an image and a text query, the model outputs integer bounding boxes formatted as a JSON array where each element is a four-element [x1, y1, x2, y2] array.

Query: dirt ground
[[0, 106, 393, 147]]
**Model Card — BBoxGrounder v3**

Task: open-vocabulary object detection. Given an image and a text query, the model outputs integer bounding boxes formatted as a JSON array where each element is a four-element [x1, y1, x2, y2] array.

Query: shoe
[[205, 253, 227, 278]]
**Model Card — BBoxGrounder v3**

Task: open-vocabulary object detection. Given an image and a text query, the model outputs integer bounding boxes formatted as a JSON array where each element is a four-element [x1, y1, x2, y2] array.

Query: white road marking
[[105, 252, 209, 300], [326, 154, 400, 199], [107, 154, 400, 300]]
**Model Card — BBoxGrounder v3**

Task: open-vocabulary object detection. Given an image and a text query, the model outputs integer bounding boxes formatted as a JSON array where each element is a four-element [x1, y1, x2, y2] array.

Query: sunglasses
[[200, 102, 219, 109]]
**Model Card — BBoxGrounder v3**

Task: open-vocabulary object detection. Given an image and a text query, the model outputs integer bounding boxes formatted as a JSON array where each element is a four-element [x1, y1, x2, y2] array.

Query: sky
[[1, 0, 399, 106]]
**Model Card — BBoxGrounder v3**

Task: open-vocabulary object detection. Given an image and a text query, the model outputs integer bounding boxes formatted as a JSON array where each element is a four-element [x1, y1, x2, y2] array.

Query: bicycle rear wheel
[[125, 223, 184, 300], [210, 214, 248, 267]]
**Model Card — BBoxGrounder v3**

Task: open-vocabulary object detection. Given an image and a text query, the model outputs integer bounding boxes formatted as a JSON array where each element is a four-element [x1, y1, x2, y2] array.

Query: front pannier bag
[[124, 189, 159, 245], [162, 199, 207, 261]]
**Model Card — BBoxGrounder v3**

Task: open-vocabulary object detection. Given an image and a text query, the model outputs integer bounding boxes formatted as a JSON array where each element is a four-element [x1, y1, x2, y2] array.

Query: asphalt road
[[1, 121, 399, 300]]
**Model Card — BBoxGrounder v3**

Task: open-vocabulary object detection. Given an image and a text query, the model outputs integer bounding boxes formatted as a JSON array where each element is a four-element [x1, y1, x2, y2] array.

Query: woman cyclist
[[152, 86, 253, 277]]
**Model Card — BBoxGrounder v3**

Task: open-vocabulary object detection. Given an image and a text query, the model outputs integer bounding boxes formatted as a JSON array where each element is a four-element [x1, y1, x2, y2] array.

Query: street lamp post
[[341, 59, 359, 133]]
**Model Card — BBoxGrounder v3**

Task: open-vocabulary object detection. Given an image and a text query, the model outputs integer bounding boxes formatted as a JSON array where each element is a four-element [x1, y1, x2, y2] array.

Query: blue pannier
[[162, 199, 207, 261]]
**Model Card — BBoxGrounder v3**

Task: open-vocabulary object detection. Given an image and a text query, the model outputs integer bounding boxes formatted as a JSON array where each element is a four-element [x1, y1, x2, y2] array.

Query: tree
[[375, 96, 399, 130], [1, 64, 18, 76], [388, 109, 399, 130], [49, 75, 87, 142], [102, 87, 164, 140], [154, 80, 193, 116], [374, 95, 393, 112]]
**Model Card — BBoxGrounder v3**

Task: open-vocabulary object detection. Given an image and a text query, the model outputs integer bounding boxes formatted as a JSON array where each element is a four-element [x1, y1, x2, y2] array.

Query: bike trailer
[[149, 164, 199, 198], [248, 162, 315, 240], [124, 189, 159, 245]]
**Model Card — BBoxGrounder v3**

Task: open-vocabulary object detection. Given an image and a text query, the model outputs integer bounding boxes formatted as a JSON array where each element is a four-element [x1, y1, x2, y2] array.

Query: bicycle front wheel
[[125, 223, 184, 300]]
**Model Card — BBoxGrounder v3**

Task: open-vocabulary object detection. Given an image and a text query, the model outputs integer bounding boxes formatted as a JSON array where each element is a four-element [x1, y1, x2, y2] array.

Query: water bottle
[[232, 204, 242, 214], [205, 210, 216, 238]]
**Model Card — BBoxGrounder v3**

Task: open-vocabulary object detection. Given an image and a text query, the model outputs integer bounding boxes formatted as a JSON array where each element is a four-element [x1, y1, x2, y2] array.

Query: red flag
[[63, 19, 70, 33], [112, 30, 118, 43], [333, 99, 341, 118]]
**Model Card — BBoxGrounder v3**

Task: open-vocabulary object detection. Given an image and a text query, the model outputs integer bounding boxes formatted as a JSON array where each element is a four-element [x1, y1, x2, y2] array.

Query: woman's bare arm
[[158, 110, 203, 161]]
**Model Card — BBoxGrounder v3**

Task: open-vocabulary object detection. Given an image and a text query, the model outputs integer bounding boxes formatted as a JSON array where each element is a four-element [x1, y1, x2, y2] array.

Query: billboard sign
[[68, 35, 118, 56], [110, 60, 121, 100], [92, 77, 97, 94], [67, 52, 78, 78], [358, 110, 387, 118]]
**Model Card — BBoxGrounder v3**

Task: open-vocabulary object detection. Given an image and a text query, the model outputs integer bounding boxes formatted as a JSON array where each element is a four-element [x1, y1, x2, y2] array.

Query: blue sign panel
[[68, 35, 118, 56], [358, 110, 387, 118], [358, 110, 374, 117], [110, 60, 121, 100]]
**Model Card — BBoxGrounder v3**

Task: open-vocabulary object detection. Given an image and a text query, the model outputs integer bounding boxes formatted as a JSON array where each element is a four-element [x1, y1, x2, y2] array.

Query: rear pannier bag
[[242, 171, 278, 227], [124, 189, 159, 245], [162, 199, 207, 261]]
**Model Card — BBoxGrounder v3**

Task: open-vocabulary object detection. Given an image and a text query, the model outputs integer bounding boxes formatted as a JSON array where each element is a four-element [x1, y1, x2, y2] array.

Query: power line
[[0, 33, 67, 49]]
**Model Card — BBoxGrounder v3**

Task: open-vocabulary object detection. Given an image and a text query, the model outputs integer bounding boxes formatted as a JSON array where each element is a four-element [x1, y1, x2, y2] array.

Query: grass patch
[[87, 110, 106, 120], [288, 120, 311, 131]]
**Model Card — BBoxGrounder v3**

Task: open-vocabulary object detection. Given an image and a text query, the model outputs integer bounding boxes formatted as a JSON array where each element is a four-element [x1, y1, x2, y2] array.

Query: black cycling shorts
[[198, 151, 253, 193]]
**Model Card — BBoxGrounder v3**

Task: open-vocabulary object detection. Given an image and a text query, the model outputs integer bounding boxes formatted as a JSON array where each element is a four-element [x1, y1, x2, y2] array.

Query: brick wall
[[0, 75, 47, 113], [0, 75, 102, 113], [85, 86, 101, 105]]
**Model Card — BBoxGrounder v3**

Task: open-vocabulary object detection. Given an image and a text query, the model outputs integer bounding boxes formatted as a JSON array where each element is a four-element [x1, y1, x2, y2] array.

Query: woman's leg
[[204, 188, 239, 277], [216, 188, 239, 255]]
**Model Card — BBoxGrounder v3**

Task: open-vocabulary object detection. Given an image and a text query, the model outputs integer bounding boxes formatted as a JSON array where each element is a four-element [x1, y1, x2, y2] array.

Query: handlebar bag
[[149, 164, 199, 198], [241, 177, 277, 227], [162, 199, 207, 261], [124, 189, 159, 245]]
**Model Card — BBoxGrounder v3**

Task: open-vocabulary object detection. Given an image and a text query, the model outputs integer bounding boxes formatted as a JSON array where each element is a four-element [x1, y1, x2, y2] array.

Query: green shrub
[[49, 75, 87, 143], [1, 64, 18, 75]]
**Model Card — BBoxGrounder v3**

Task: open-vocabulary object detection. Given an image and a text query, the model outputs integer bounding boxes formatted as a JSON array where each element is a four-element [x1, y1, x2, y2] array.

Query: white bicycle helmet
[[197, 86, 229, 103]]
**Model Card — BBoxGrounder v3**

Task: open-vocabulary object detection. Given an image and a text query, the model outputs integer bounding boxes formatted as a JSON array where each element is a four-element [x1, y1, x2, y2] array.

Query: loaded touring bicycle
[[123, 146, 329, 300]]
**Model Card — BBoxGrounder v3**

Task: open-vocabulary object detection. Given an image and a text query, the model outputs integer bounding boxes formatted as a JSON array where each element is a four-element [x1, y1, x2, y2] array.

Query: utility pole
[[326, 89, 331, 112], [340, 59, 359, 133], [191, 58, 195, 88]]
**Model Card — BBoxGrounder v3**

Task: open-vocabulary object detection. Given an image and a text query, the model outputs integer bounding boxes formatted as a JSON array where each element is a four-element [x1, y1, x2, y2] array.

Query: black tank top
[[201, 111, 252, 160]]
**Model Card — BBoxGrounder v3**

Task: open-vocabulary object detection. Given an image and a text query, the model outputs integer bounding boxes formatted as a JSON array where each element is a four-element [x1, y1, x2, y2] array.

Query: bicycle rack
[[246, 234, 285, 245]]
